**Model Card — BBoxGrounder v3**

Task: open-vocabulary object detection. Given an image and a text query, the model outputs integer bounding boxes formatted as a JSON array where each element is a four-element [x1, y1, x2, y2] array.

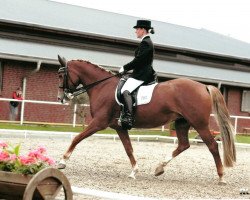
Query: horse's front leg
[[58, 119, 107, 169], [116, 128, 138, 179]]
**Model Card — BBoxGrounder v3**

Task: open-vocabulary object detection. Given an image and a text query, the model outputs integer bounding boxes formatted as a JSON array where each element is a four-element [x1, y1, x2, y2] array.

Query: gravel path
[[2, 136, 249, 199]]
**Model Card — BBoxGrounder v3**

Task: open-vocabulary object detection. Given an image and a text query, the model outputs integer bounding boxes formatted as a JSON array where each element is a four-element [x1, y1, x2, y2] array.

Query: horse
[[57, 55, 236, 185]]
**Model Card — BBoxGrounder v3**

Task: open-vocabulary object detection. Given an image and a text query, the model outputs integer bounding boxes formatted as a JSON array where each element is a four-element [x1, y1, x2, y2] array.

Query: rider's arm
[[123, 40, 151, 71]]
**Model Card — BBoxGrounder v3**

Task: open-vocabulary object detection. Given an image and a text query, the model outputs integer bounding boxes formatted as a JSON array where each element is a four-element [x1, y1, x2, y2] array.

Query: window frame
[[241, 90, 250, 112]]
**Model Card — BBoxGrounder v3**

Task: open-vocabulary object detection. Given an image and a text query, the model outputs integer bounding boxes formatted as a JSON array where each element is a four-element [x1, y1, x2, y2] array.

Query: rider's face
[[135, 28, 145, 39]]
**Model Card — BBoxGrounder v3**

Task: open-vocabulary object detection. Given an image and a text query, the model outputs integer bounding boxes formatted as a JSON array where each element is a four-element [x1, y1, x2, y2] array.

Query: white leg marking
[[162, 156, 173, 167], [155, 154, 174, 176], [59, 158, 67, 165], [219, 177, 227, 185], [128, 163, 139, 179], [57, 158, 67, 169]]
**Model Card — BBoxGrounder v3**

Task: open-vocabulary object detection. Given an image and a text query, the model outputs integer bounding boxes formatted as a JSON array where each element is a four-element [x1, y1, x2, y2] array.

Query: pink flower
[[38, 154, 55, 165], [0, 141, 8, 148], [28, 150, 40, 158], [37, 146, 46, 154], [9, 154, 17, 161], [19, 155, 36, 165], [0, 151, 9, 161], [0, 141, 55, 174], [46, 157, 55, 165]]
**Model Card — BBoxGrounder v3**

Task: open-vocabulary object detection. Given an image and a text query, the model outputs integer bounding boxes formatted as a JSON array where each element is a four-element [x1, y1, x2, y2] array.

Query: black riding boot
[[121, 90, 134, 130]]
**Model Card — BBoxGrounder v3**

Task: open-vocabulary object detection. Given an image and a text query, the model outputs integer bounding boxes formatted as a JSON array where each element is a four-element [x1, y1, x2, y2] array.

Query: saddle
[[115, 75, 158, 121]]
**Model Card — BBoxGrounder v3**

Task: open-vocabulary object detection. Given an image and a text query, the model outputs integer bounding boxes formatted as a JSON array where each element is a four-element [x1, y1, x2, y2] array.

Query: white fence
[[205, 114, 250, 135], [0, 98, 250, 134], [0, 98, 79, 127]]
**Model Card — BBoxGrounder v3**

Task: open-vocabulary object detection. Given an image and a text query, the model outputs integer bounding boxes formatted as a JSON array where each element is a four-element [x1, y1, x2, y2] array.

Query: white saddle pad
[[115, 83, 157, 106]]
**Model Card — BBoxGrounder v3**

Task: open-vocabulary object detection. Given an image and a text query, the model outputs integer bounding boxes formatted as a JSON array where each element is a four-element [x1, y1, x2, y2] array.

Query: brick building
[[0, 0, 250, 132]]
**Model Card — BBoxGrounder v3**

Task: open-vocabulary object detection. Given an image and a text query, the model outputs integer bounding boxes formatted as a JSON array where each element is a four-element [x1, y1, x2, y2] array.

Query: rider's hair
[[145, 28, 155, 34]]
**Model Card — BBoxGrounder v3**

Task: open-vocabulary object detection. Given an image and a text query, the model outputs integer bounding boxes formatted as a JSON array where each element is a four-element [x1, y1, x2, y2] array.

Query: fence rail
[[0, 98, 249, 133], [211, 114, 250, 135]]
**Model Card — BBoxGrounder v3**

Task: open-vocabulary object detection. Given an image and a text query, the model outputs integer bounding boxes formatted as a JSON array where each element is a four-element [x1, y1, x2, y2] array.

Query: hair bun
[[149, 28, 155, 34]]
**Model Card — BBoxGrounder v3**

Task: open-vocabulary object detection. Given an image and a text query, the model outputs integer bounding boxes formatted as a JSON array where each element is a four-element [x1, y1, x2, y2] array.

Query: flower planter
[[0, 168, 73, 200]]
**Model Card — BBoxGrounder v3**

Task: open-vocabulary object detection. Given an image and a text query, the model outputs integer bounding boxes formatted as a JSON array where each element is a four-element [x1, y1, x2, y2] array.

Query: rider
[[119, 19, 156, 129]]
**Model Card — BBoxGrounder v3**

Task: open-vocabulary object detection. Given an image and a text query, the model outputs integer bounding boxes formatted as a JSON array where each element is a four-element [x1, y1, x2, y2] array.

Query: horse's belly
[[134, 111, 179, 128]]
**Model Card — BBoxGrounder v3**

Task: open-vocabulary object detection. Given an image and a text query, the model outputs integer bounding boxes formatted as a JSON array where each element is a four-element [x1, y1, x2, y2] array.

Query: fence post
[[234, 116, 238, 135], [73, 104, 77, 127], [20, 78, 27, 125]]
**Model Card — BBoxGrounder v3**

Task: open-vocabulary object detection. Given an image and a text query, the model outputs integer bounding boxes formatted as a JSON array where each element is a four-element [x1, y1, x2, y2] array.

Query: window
[[219, 86, 228, 104], [241, 90, 250, 112]]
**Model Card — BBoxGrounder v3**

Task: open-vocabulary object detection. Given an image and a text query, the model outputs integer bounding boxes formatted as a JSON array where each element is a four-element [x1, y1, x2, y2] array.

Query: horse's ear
[[58, 55, 67, 67]]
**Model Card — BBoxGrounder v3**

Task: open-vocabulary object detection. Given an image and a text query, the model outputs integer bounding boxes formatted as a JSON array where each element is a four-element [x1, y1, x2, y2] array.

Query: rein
[[58, 65, 123, 98], [72, 73, 122, 97]]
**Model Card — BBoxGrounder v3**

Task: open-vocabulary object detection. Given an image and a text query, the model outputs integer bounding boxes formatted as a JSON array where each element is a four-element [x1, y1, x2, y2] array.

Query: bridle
[[58, 66, 79, 101], [58, 64, 123, 101]]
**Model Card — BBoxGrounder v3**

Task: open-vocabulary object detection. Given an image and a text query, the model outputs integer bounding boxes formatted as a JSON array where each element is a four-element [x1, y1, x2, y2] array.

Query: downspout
[[20, 60, 42, 125], [217, 82, 222, 90]]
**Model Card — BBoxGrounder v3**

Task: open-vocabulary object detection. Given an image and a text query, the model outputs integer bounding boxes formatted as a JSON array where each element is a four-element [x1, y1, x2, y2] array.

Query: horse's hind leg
[[196, 127, 225, 185], [116, 128, 138, 179], [155, 118, 190, 176]]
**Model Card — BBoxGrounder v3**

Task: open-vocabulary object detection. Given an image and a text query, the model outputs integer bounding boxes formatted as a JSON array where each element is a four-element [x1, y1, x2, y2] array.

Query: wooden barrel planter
[[0, 167, 73, 200]]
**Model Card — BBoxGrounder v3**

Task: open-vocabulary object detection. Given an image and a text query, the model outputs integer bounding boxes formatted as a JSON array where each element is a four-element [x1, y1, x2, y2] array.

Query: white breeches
[[121, 78, 144, 94]]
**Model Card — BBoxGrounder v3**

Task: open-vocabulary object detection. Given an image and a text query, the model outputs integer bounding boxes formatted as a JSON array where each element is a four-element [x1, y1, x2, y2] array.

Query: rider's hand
[[119, 66, 124, 73], [66, 93, 74, 100]]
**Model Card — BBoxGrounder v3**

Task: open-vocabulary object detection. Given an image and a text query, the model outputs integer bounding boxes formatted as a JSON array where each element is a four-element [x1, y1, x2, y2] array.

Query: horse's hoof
[[128, 174, 136, 179], [128, 168, 138, 179], [218, 178, 227, 185], [57, 163, 66, 169], [155, 164, 164, 176], [218, 180, 227, 185]]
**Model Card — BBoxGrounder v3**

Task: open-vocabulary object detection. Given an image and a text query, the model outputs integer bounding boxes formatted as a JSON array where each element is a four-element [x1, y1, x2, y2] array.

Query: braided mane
[[76, 59, 115, 75]]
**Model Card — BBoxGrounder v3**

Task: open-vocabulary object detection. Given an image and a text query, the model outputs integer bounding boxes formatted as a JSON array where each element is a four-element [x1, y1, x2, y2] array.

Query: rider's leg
[[119, 78, 144, 129], [122, 90, 134, 129]]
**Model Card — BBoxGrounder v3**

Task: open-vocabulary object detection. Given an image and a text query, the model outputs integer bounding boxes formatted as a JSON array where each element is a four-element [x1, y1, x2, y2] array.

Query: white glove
[[119, 66, 124, 73], [66, 93, 74, 100]]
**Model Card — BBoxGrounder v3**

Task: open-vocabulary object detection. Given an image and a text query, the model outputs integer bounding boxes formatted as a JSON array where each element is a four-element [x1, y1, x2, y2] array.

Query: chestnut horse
[[57, 56, 236, 184]]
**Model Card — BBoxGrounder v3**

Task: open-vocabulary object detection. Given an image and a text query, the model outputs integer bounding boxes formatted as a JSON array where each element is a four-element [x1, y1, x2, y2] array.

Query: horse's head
[[57, 55, 81, 103]]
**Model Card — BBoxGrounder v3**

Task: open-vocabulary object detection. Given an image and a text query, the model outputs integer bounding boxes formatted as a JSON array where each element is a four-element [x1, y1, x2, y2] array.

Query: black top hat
[[133, 20, 153, 30]]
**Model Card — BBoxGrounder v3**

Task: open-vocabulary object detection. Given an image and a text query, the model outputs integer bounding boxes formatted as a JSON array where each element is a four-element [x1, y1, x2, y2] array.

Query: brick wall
[[228, 88, 241, 115], [227, 87, 250, 133], [209, 87, 250, 133], [0, 60, 79, 124], [0, 60, 249, 131]]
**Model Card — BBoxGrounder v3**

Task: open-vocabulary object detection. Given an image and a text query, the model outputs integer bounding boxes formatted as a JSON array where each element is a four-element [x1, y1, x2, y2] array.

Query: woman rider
[[119, 19, 156, 129]]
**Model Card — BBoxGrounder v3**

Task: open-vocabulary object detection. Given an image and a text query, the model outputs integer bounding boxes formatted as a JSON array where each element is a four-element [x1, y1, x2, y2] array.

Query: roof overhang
[[0, 38, 249, 88]]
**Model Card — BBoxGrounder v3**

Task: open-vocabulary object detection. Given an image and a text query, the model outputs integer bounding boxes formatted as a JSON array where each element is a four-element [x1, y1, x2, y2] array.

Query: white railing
[[209, 114, 250, 135], [0, 98, 84, 127], [227, 115, 250, 135], [0, 98, 250, 133], [158, 116, 250, 134]]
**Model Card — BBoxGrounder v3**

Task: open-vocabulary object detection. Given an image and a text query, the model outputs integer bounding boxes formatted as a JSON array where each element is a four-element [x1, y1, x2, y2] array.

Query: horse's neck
[[78, 61, 111, 84], [76, 61, 118, 96]]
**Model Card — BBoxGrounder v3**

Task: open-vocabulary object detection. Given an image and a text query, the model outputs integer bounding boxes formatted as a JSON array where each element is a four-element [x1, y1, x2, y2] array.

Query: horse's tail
[[207, 85, 236, 167]]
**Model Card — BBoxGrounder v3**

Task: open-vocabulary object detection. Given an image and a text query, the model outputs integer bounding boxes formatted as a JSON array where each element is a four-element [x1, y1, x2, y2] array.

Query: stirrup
[[122, 115, 134, 130], [118, 113, 133, 130]]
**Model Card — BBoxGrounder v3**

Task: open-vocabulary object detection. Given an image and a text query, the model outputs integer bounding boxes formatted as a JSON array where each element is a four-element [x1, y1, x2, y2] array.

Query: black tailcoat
[[123, 36, 155, 83]]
